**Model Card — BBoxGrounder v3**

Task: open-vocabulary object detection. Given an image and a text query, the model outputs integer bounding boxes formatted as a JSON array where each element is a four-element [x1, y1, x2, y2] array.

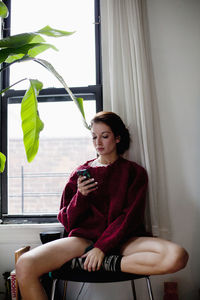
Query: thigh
[[120, 236, 177, 256], [19, 236, 92, 276]]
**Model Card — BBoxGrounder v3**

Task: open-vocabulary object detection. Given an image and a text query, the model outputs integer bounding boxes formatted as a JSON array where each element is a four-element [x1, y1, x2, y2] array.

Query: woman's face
[[91, 122, 120, 157]]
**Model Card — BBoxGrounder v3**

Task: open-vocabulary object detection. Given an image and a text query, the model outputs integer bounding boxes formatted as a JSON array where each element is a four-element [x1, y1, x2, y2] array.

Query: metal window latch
[[93, 15, 101, 25], [2, 20, 10, 31]]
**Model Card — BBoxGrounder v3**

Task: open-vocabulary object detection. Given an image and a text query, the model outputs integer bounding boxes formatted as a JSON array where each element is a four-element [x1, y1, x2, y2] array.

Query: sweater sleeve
[[94, 166, 148, 254], [57, 171, 89, 233]]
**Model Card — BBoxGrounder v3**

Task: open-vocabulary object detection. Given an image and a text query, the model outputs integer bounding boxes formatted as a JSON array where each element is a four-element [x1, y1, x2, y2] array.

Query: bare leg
[[120, 237, 188, 275], [16, 237, 92, 300]]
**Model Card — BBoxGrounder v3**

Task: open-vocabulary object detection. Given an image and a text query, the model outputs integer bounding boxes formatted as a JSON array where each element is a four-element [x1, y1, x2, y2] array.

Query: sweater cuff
[[93, 241, 110, 255], [77, 190, 88, 200]]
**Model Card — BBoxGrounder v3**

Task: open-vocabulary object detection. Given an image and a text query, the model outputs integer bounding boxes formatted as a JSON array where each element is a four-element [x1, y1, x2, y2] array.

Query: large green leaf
[[0, 56, 29, 75], [0, 33, 45, 48], [0, 1, 8, 18], [21, 79, 44, 162], [38, 25, 75, 37], [5, 53, 24, 63], [0, 152, 6, 173], [28, 43, 58, 58], [33, 58, 90, 129], [0, 43, 58, 63], [0, 26, 74, 49], [76, 97, 85, 119]]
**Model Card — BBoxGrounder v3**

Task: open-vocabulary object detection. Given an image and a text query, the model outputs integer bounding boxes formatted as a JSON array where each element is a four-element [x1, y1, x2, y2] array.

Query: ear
[[115, 136, 121, 144]]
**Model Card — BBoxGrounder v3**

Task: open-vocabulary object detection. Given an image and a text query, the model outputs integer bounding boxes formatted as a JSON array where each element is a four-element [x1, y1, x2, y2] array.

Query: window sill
[[0, 223, 63, 244]]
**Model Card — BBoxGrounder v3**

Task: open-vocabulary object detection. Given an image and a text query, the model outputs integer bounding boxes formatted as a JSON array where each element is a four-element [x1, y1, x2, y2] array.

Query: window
[[0, 0, 102, 223]]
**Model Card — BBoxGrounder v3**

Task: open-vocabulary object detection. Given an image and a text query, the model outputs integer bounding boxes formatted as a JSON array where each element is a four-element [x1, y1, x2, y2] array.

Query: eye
[[102, 135, 109, 139], [92, 136, 97, 140]]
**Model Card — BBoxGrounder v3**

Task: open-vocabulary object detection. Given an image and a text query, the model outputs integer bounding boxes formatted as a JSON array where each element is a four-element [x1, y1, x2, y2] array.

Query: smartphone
[[77, 169, 95, 190], [77, 169, 91, 180]]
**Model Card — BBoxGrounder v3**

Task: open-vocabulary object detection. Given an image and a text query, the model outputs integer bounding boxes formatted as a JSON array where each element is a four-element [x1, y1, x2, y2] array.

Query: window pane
[[8, 100, 96, 214], [10, 0, 96, 89]]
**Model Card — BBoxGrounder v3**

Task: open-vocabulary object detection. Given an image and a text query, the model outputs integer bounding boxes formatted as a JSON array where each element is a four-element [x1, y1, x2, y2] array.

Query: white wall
[[0, 1, 199, 299], [146, 0, 200, 299]]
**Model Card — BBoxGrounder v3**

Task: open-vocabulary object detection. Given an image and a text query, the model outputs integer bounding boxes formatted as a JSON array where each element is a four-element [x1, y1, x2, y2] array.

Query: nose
[[96, 136, 102, 145]]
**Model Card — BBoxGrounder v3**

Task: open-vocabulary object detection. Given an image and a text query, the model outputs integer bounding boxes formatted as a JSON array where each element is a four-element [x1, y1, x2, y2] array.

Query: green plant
[[0, 1, 89, 172]]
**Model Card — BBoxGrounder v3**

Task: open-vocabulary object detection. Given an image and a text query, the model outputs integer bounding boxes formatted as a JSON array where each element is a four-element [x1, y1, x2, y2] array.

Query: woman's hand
[[77, 176, 98, 196], [81, 247, 105, 271]]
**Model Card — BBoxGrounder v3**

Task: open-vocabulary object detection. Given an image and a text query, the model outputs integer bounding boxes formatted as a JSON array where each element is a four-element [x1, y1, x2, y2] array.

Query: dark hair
[[90, 111, 130, 155]]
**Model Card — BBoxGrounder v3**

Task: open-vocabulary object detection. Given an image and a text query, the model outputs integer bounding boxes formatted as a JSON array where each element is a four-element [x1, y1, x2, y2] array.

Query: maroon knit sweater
[[58, 157, 148, 254]]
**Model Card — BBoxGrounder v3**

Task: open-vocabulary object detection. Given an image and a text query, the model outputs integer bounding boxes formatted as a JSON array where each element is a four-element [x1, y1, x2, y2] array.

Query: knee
[[16, 254, 35, 285], [173, 246, 189, 271], [165, 245, 189, 273]]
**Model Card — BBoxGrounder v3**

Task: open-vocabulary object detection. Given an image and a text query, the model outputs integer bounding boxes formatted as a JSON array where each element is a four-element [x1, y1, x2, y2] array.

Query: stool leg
[[62, 280, 68, 300], [131, 280, 137, 300], [51, 279, 57, 300], [145, 277, 154, 300]]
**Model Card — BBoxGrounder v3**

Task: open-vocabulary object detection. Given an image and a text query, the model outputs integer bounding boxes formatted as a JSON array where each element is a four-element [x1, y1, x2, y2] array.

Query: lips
[[97, 147, 104, 152]]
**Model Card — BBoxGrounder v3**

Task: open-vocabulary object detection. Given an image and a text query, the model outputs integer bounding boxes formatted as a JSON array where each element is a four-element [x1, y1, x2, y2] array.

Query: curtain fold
[[100, 0, 170, 237]]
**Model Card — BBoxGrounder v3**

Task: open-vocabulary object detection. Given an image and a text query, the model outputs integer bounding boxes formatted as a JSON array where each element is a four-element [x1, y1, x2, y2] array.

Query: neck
[[98, 154, 119, 165]]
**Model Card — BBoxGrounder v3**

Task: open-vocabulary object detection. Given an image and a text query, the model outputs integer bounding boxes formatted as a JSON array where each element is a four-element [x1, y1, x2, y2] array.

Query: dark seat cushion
[[50, 263, 147, 283]]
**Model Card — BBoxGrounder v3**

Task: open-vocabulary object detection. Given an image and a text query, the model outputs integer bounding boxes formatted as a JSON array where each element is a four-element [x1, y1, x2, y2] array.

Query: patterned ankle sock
[[70, 257, 86, 270], [101, 255, 123, 272], [69, 252, 122, 272], [69, 244, 94, 271]]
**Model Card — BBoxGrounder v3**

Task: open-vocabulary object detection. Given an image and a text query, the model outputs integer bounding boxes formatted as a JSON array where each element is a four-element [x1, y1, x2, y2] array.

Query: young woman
[[16, 111, 188, 300]]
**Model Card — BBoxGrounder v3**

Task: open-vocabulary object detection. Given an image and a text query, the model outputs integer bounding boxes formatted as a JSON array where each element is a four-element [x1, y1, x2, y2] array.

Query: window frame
[[0, 0, 102, 224]]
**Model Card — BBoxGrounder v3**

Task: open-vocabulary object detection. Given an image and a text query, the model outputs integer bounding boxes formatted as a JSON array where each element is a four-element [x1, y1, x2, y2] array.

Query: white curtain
[[100, 0, 170, 237]]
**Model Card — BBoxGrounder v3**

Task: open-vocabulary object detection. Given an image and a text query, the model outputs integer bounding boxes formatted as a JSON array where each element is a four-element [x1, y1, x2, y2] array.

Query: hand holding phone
[[77, 169, 98, 196]]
